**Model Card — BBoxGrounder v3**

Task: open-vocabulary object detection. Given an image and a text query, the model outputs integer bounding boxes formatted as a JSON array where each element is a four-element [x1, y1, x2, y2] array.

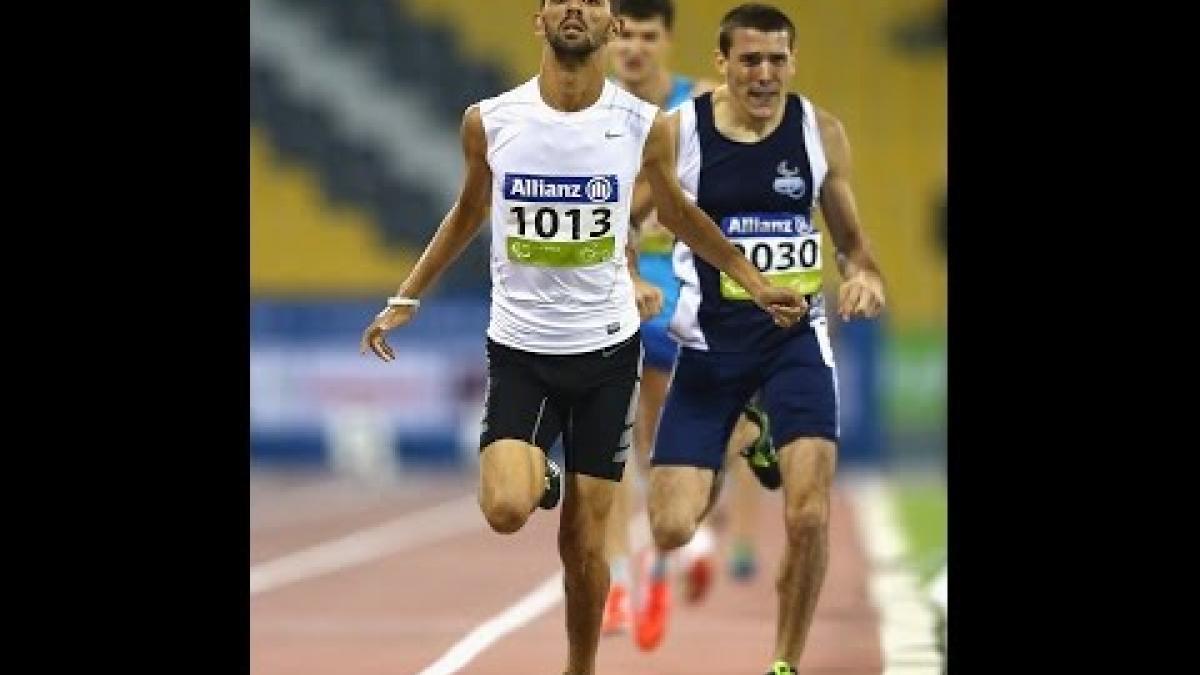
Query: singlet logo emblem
[[773, 160, 806, 200]]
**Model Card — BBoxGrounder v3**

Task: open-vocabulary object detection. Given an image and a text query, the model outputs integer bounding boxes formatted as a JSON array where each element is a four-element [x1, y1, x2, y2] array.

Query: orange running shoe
[[601, 581, 630, 635], [634, 550, 671, 651]]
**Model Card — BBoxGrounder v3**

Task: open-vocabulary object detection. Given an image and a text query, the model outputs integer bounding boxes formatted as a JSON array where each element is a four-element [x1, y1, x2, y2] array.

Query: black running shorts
[[479, 332, 641, 481]]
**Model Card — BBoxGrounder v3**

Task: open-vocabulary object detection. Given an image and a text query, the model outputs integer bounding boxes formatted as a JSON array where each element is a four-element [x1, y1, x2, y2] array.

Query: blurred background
[[249, 0, 945, 593]]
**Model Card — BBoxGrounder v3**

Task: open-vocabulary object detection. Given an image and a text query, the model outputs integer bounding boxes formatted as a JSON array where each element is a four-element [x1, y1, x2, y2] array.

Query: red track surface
[[251, 471, 882, 674]]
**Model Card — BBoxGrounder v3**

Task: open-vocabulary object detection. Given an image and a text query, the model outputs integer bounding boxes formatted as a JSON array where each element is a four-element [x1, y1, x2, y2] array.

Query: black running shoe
[[539, 457, 562, 509], [740, 403, 781, 490]]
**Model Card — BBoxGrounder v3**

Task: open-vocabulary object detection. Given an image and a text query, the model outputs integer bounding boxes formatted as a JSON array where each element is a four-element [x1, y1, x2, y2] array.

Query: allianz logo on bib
[[723, 213, 813, 236], [504, 173, 619, 203]]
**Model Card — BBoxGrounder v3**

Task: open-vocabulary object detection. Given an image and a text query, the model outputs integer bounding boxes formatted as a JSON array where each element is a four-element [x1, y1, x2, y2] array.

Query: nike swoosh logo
[[604, 131, 623, 139]]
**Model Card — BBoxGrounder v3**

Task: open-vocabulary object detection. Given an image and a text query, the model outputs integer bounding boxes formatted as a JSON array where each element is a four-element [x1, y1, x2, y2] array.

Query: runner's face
[[717, 28, 795, 120]]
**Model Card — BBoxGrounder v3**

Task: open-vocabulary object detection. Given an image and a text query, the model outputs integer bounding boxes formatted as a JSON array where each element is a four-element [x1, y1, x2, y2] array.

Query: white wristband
[[387, 296, 421, 308]]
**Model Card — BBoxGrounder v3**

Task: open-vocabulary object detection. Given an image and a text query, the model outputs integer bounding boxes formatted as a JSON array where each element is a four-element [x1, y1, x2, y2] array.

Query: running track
[[250, 470, 938, 674]]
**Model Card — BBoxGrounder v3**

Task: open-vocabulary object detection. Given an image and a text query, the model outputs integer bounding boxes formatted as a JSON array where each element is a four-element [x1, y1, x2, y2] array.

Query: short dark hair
[[540, 0, 623, 12], [718, 3, 796, 56], [617, 0, 674, 31]]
